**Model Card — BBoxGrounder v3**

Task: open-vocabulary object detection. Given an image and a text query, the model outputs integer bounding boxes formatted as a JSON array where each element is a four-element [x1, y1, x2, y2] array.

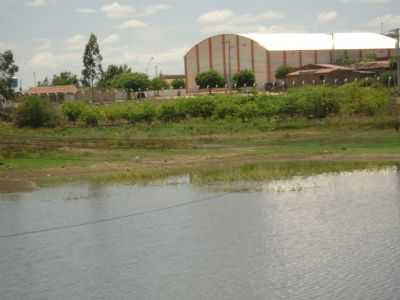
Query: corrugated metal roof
[[240, 32, 396, 51]]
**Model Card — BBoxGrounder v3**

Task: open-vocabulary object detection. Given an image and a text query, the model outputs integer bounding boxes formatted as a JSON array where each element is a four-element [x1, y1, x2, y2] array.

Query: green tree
[[38, 77, 50, 87], [0, 50, 19, 100], [195, 70, 225, 93], [52, 72, 79, 86], [82, 33, 103, 100], [151, 77, 169, 95], [97, 64, 131, 88], [389, 56, 398, 70], [171, 78, 185, 89], [112, 72, 150, 99], [232, 69, 255, 88], [275, 65, 294, 80]]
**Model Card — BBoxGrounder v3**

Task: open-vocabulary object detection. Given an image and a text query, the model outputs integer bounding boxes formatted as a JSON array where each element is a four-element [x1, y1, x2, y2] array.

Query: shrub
[[15, 96, 58, 128], [195, 70, 225, 89], [126, 104, 156, 124], [214, 101, 240, 119], [233, 70, 255, 88], [80, 107, 102, 126], [275, 65, 294, 79], [180, 97, 217, 118], [61, 101, 87, 122], [158, 103, 185, 122], [171, 79, 185, 89]]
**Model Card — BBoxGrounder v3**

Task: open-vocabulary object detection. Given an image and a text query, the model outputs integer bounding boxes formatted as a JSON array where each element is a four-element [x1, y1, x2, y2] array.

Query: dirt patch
[[0, 179, 37, 194]]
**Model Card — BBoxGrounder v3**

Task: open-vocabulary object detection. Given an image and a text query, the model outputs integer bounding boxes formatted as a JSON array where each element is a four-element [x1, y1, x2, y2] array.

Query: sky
[[0, 0, 399, 89]]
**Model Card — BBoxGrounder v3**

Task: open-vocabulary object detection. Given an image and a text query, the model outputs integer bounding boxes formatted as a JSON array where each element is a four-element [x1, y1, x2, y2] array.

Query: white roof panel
[[239, 32, 396, 51]]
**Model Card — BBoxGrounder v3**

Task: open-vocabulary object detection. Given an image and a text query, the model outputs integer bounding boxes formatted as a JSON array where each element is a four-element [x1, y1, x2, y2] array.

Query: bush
[[126, 104, 156, 124], [61, 101, 87, 122], [195, 70, 225, 89], [275, 65, 294, 79], [214, 101, 240, 119], [15, 96, 59, 128], [233, 70, 255, 88], [179, 97, 217, 118], [158, 103, 185, 122], [171, 79, 185, 90], [80, 107, 102, 127]]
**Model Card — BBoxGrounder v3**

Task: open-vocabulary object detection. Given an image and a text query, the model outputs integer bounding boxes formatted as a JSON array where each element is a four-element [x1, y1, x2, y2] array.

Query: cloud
[[66, 34, 87, 51], [102, 34, 120, 45], [197, 9, 234, 24], [197, 9, 286, 33], [30, 52, 81, 68], [117, 19, 147, 29], [26, 0, 48, 7], [367, 14, 400, 28], [317, 11, 337, 23], [101, 2, 136, 19], [138, 4, 170, 17], [76, 8, 97, 14]]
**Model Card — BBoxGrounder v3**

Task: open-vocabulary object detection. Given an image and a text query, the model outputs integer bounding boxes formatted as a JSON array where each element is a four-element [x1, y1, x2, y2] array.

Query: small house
[[28, 85, 78, 102]]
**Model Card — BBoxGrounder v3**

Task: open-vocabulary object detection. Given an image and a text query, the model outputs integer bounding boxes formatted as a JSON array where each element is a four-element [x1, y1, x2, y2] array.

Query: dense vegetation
[[9, 83, 394, 128]]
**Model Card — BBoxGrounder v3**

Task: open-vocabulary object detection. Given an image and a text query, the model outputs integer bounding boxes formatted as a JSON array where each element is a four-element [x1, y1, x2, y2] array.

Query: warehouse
[[184, 32, 397, 91]]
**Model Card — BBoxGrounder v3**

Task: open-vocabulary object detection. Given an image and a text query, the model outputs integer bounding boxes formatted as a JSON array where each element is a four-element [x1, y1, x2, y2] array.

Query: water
[[1, 169, 400, 300]]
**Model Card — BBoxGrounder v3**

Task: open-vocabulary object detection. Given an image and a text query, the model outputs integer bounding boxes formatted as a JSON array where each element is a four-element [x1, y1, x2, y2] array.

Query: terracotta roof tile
[[29, 85, 78, 95]]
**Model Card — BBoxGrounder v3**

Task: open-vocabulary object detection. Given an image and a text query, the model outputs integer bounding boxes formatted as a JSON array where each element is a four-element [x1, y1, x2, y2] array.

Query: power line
[[0, 192, 232, 239]]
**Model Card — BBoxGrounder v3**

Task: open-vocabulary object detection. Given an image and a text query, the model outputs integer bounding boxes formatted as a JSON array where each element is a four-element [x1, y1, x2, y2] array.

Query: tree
[[0, 50, 19, 100], [232, 69, 255, 88], [275, 65, 294, 80], [151, 77, 169, 95], [82, 33, 103, 100], [390, 56, 398, 70], [38, 77, 50, 87], [112, 72, 150, 99], [195, 70, 225, 93], [52, 72, 79, 86], [97, 64, 131, 88], [171, 78, 185, 90]]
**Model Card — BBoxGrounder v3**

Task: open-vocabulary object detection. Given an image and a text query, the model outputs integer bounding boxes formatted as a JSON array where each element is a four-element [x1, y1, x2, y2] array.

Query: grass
[[1, 113, 400, 188]]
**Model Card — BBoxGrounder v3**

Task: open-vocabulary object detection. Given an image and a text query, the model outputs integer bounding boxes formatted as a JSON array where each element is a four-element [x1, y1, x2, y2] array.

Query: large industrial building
[[184, 33, 397, 90]]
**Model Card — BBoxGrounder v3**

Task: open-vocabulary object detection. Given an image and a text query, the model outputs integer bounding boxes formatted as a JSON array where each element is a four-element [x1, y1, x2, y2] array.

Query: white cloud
[[138, 4, 170, 17], [197, 9, 287, 33], [30, 51, 80, 68], [197, 9, 234, 24], [317, 11, 337, 23], [66, 34, 87, 51], [76, 8, 97, 14], [26, 0, 48, 7], [101, 2, 136, 19], [367, 14, 400, 28], [117, 19, 147, 29], [102, 34, 120, 45]]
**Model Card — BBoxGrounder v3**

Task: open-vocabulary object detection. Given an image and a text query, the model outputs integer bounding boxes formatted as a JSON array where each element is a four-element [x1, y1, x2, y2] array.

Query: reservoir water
[[1, 168, 400, 299]]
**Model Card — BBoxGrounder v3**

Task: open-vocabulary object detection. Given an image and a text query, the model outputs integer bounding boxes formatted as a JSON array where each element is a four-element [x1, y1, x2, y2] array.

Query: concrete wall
[[185, 34, 395, 91]]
